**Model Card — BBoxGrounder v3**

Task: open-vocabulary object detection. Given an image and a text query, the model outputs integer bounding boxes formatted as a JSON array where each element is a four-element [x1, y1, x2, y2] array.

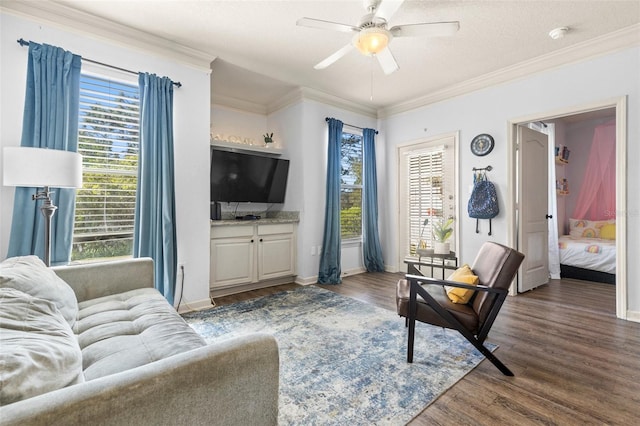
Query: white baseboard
[[342, 266, 366, 277], [295, 276, 317, 285], [625, 310, 640, 323], [385, 264, 399, 273], [295, 266, 366, 286], [177, 298, 214, 314]]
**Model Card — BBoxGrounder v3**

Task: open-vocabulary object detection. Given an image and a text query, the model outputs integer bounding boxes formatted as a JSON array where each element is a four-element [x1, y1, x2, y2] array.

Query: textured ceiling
[[46, 1, 640, 112]]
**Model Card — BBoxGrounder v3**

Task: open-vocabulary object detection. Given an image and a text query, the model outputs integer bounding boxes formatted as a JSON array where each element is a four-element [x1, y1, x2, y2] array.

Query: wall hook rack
[[472, 165, 493, 172]]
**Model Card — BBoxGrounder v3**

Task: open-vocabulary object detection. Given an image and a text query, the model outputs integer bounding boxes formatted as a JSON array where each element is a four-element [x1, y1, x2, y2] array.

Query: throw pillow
[[0, 256, 78, 327], [568, 218, 614, 239], [600, 223, 616, 240], [0, 288, 84, 405], [445, 264, 479, 304]]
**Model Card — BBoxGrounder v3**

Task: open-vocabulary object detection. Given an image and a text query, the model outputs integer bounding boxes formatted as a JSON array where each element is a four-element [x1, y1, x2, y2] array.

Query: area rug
[[183, 286, 493, 425]]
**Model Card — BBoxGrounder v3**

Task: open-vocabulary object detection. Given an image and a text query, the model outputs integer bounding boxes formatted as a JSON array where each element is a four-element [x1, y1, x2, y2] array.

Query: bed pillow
[[568, 218, 613, 239], [600, 223, 616, 240], [0, 288, 84, 405], [445, 264, 479, 304], [0, 256, 78, 327]]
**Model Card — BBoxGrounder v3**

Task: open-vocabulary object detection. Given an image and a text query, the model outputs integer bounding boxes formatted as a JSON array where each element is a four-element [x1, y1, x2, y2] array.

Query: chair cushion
[[0, 256, 78, 327], [75, 288, 206, 380], [396, 279, 479, 333], [0, 288, 83, 405], [444, 264, 479, 304]]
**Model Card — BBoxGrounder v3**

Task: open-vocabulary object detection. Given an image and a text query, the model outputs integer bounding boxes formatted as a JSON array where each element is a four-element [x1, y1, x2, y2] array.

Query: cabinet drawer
[[211, 225, 254, 239], [258, 223, 294, 236]]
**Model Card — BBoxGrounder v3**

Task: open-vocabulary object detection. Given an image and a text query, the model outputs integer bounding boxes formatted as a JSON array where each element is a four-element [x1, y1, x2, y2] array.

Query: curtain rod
[[325, 117, 378, 134], [17, 39, 182, 88]]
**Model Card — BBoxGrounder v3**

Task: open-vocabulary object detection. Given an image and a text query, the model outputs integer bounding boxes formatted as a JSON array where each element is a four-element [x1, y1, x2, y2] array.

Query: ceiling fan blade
[[314, 44, 355, 70], [376, 47, 399, 75], [390, 21, 460, 38], [297, 17, 358, 33], [373, 0, 405, 22]]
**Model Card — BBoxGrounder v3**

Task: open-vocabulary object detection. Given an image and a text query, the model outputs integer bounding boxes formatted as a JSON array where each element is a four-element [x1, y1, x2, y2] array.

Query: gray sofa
[[0, 256, 279, 425]]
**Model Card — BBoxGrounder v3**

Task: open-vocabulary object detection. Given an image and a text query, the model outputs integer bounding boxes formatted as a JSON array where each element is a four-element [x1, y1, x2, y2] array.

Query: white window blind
[[405, 144, 455, 256], [72, 74, 139, 261]]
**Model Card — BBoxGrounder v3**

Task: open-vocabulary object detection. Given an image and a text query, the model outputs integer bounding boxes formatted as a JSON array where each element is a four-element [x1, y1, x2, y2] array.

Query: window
[[71, 74, 140, 261], [340, 130, 363, 240], [399, 136, 457, 258]]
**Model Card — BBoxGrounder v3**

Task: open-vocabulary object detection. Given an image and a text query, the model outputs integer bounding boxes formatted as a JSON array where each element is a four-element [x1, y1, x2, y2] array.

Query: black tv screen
[[210, 147, 290, 203]]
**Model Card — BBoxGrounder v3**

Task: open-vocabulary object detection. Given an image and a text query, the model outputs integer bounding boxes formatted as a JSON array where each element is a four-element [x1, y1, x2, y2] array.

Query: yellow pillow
[[445, 264, 479, 304], [600, 223, 616, 240]]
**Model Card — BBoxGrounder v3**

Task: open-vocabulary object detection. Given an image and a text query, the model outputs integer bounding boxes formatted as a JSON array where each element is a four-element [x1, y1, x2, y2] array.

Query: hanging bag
[[468, 172, 499, 235]]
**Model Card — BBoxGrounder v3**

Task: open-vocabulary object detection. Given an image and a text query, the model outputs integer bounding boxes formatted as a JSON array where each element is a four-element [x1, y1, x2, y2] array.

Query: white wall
[[210, 104, 268, 147], [0, 12, 213, 309], [214, 98, 377, 282], [297, 100, 377, 280], [382, 47, 640, 316]]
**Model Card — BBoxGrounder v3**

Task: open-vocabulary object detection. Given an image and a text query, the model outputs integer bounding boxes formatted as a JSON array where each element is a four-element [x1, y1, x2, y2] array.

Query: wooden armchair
[[396, 242, 524, 376]]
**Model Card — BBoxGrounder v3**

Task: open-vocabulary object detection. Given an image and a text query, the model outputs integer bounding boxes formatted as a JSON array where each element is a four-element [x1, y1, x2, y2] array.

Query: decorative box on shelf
[[556, 178, 569, 195], [555, 145, 570, 164]]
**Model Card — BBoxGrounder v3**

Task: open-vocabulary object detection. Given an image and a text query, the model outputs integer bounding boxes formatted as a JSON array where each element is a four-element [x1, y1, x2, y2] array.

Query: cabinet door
[[258, 233, 295, 281], [210, 236, 255, 288]]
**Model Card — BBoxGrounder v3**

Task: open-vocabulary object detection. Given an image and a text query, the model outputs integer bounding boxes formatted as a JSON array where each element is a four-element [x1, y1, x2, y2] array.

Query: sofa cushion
[[0, 288, 84, 405], [75, 288, 206, 380], [0, 256, 78, 327]]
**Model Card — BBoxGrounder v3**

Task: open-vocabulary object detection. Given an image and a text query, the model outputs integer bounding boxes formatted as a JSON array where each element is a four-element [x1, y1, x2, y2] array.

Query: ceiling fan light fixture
[[353, 27, 391, 55]]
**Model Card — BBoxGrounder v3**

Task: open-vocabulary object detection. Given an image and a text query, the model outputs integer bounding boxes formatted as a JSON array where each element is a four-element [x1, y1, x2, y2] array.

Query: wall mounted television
[[210, 147, 290, 204]]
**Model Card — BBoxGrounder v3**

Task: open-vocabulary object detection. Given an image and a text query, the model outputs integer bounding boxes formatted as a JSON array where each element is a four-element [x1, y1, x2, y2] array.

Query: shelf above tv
[[211, 140, 283, 156]]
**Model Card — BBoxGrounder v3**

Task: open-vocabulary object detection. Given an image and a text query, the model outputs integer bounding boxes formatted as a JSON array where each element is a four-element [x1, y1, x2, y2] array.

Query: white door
[[518, 126, 550, 292]]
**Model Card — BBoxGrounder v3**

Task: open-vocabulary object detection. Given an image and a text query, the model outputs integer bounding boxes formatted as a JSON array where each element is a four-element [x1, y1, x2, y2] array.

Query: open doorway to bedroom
[[508, 97, 627, 320]]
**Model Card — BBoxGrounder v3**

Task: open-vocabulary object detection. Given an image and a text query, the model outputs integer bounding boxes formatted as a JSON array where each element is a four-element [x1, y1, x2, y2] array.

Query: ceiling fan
[[297, 0, 459, 75]]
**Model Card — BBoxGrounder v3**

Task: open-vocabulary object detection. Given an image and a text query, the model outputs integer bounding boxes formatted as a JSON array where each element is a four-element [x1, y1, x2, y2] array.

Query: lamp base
[[33, 186, 57, 267]]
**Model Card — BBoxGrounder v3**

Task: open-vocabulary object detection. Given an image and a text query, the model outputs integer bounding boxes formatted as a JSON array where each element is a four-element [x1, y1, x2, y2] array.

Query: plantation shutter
[[405, 144, 455, 256], [72, 74, 139, 260]]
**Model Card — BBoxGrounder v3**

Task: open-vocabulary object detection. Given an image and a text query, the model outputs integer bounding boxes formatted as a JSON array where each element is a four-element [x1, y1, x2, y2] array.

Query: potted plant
[[263, 132, 274, 146], [432, 217, 454, 254]]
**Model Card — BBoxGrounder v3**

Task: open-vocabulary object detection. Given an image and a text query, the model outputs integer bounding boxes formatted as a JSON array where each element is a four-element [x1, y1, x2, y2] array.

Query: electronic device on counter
[[235, 214, 261, 220]]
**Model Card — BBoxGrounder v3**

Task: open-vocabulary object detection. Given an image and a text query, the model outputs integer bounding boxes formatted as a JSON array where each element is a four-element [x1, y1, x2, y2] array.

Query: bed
[[558, 218, 616, 284]]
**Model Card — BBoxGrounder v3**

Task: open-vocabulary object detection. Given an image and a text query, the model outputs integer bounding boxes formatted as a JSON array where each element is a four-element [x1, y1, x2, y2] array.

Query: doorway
[[507, 97, 628, 319]]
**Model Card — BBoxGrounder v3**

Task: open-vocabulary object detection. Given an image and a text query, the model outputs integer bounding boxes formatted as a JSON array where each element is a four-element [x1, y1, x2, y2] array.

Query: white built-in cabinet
[[210, 222, 297, 297]]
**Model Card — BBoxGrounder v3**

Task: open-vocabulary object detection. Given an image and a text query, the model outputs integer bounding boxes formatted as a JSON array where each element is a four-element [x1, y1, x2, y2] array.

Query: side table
[[405, 249, 458, 279]]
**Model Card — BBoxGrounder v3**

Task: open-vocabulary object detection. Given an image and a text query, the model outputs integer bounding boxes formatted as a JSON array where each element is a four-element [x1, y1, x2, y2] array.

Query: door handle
[[545, 214, 553, 219]]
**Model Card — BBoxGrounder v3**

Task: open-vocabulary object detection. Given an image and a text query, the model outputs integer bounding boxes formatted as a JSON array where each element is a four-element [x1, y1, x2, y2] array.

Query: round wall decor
[[470, 134, 494, 156]]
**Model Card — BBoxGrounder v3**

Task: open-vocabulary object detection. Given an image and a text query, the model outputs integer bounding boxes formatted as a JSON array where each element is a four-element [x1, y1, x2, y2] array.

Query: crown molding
[[378, 24, 640, 118], [267, 87, 378, 118], [1, 0, 214, 72], [215, 86, 378, 118], [212, 94, 268, 115]]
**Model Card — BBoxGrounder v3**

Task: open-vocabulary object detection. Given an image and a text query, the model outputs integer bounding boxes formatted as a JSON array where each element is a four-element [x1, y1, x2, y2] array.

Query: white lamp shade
[[2, 147, 82, 189]]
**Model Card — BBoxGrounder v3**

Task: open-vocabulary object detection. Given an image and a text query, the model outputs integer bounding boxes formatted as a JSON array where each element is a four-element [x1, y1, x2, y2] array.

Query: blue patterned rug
[[183, 286, 493, 425]]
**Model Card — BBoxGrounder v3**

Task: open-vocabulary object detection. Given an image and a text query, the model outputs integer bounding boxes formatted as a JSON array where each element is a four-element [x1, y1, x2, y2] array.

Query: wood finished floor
[[212, 273, 640, 425]]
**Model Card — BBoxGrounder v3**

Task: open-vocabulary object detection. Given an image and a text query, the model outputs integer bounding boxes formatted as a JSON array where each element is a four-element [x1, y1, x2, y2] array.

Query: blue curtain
[[7, 43, 81, 266], [318, 118, 343, 284], [362, 128, 385, 271], [134, 73, 178, 305]]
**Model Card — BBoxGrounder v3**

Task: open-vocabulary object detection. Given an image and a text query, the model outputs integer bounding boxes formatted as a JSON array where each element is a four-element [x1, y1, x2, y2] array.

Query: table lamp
[[2, 147, 82, 266]]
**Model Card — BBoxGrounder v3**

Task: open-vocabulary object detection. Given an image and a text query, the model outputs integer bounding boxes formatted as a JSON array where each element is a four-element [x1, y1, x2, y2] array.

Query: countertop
[[210, 210, 299, 226]]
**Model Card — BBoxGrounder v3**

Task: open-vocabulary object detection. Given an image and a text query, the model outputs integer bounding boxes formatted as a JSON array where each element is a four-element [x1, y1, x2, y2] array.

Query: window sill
[[68, 255, 133, 265], [342, 238, 362, 248]]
